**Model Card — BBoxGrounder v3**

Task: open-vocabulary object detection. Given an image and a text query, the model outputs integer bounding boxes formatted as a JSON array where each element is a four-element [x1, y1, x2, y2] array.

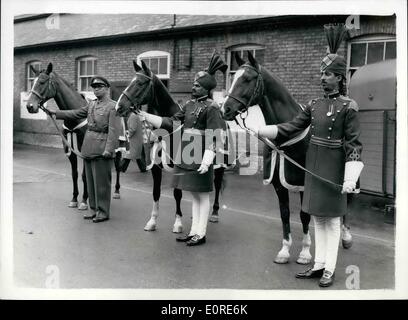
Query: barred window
[[26, 61, 42, 91], [347, 36, 396, 81], [226, 45, 265, 91], [77, 56, 97, 93], [137, 51, 170, 87]]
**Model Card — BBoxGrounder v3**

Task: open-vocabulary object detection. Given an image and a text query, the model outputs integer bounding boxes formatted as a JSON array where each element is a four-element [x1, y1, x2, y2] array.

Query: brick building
[[13, 14, 396, 197]]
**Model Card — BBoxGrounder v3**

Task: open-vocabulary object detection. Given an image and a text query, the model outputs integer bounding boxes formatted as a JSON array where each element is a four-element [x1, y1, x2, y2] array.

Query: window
[[347, 36, 396, 82], [137, 51, 170, 87], [226, 45, 265, 91], [26, 61, 42, 91], [77, 56, 97, 92]]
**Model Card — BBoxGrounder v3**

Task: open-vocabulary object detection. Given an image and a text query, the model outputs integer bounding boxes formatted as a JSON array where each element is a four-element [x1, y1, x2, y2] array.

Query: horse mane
[[257, 65, 303, 125], [49, 70, 87, 110], [149, 74, 180, 117]]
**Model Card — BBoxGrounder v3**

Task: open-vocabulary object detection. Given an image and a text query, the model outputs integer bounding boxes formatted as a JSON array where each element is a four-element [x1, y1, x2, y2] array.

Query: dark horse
[[26, 62, 125, 209], [115, 60, 226, 233], [222, 52, 312, 264]]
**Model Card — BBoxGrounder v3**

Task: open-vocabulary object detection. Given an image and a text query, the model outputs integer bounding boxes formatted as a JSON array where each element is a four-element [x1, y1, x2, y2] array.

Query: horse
[[26, 62, 125, 209], [222, 51, 312, 264], [115, 60, 227, 233]]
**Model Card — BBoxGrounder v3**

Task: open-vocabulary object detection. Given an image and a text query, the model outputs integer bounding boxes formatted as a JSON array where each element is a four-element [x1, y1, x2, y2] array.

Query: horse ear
[[234, 52, 245, 67], [46, 62, 53, 75], [140, 59, 152, 77], [30, 65, 39, 77], [247, 51, 259, 70], [133, 60, 142, 72]]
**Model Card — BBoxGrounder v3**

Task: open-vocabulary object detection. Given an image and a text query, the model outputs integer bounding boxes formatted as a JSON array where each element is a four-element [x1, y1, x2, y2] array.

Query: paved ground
[[11, 144, 395, 291]]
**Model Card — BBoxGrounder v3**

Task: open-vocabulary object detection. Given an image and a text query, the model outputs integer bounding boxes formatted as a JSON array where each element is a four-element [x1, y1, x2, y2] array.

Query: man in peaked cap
[[47, 75, 121, 223], [250, 24, 364, 287], [138, 52, 228, 246]]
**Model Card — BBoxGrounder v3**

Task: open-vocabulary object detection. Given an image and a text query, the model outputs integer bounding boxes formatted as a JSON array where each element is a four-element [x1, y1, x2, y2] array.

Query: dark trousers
[[84, 158, 113, 217]]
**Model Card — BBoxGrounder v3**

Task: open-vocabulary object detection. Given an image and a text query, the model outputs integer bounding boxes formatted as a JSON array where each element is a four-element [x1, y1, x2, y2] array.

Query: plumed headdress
[[320, 24, 348, 77], [194, 51, 228, 91]]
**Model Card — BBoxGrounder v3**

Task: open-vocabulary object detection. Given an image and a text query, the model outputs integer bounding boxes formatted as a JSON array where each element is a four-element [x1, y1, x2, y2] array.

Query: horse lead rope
[[39, 104, 86, 159], [234, 116, 343, 189]]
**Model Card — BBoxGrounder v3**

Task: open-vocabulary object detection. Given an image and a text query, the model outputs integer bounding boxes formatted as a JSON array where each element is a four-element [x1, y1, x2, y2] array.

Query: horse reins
[[31, 79, 85, 159]]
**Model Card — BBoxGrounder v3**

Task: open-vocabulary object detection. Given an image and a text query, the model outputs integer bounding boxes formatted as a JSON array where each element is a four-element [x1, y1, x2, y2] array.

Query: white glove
[[197, 150, 215, 174], [137, 110, 162, 128], [341, 161, 364, 194], [258, 125, 278, 139]]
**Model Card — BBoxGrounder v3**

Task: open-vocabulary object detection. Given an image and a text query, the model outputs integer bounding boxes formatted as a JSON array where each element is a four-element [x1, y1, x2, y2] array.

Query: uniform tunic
[[56, 98, 121, 216], [160, 96, 225, 192], [276, 93, 363, 217]]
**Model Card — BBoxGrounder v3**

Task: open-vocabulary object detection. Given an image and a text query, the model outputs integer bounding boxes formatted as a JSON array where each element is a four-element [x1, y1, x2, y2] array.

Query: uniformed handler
[[47, 76, 121, 223], [251, 24, 364, 287], [137, 52, 228, 246]]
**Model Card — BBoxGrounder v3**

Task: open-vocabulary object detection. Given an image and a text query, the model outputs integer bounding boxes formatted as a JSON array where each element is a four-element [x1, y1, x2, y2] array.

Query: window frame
[[347, 35, 396, 84], [137, 51, 171, 80], [226, 45, 265, 92], [76, 56, 97, 94], [26, 61, 42, 91]]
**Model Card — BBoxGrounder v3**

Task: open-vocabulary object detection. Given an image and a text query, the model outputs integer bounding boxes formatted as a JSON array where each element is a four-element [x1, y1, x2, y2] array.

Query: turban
[[194, 52, 228, 91], [320, 24, 348, 77]]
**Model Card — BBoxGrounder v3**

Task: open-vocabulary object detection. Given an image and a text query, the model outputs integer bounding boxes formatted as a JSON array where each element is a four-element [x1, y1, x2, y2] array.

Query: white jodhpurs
[[189, 192, 210, 239], [312, 216, 341, 274]]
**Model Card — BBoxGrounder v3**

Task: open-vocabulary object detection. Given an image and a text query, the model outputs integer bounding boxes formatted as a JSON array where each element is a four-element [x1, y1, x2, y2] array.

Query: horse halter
[[122, 73, 154, 113], [29, 75, 56, 108], [226, 65, 264, 118]]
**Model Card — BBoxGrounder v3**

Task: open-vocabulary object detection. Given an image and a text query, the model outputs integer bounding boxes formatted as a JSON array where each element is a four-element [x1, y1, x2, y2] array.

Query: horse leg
[[144, 164, 161, 231], [172, 188, 183, 233], [273, 177, 292, 264], [209, 167, 224, 223], [68, 153, 79, 208], [296, 191, 312, 264], [341, 194, 353, 249], [113, 151, 121, 199], [78, 163, 89, 210]]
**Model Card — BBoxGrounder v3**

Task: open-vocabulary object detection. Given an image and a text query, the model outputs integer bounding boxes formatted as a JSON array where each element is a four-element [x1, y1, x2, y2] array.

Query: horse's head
[[222, 51, 264, 121], [115, 60, 154, 117], [26, 63, 57, 113]]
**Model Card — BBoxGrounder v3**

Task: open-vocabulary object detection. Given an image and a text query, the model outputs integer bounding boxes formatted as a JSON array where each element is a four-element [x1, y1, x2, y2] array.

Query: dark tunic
[[160, 96, 225, 192], [276, 93, 363, 217]]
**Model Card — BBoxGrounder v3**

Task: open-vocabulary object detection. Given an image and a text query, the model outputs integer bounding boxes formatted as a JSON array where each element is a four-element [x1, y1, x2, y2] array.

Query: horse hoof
[[209, 215, 219, 223], [342, 239, 353, 249], [274, 255, 289, 264], [144, 220, 157, 231], [78, 203, 88, 210], [113, 192, 120, 199], [296, 257, 312, 265], [172, 224, 183, 233], [68, 201, 78, 208]]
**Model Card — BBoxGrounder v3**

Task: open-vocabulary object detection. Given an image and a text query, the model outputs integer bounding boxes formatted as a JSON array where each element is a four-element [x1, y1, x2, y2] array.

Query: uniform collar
[[194, 95, 208, 102], [324, 90, 340, 99]]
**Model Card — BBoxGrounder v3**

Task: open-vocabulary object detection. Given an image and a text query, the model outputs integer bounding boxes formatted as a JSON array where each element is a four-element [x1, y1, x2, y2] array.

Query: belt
[[88, 127, 108, 133], [310, 136, 343, 148]]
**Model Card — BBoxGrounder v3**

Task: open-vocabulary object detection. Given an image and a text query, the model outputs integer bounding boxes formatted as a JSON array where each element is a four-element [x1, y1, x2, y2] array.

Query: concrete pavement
[[11, 144, 395, 291]]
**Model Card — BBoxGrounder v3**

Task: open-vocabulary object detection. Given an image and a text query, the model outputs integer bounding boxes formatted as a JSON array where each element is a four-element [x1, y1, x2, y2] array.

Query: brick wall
[[14, 15, 396, 147]]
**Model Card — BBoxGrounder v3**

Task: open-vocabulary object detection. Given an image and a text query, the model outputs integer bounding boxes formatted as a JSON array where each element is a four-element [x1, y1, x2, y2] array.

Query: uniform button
[[329, 127, 332, 131], [311, 134, 314, 137], [333, 98, 336, 100], [327, 136, 331, 139], [311, 108, 315, 111], [337, 110, 340, 113], [312, 126, 315, 128], [311, 117, 314, 120], [332, 118, 335, 121]]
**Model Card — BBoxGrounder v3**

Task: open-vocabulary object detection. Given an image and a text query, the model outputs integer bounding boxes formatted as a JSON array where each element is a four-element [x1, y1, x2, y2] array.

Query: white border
[[2, 0, 407, 300]]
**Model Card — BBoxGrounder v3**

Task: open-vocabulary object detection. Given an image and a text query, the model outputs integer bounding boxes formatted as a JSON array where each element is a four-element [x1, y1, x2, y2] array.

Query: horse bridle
[[29, 75, 57, 108], [121, 72, 155, 113], [225, 65, 264, 123]]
